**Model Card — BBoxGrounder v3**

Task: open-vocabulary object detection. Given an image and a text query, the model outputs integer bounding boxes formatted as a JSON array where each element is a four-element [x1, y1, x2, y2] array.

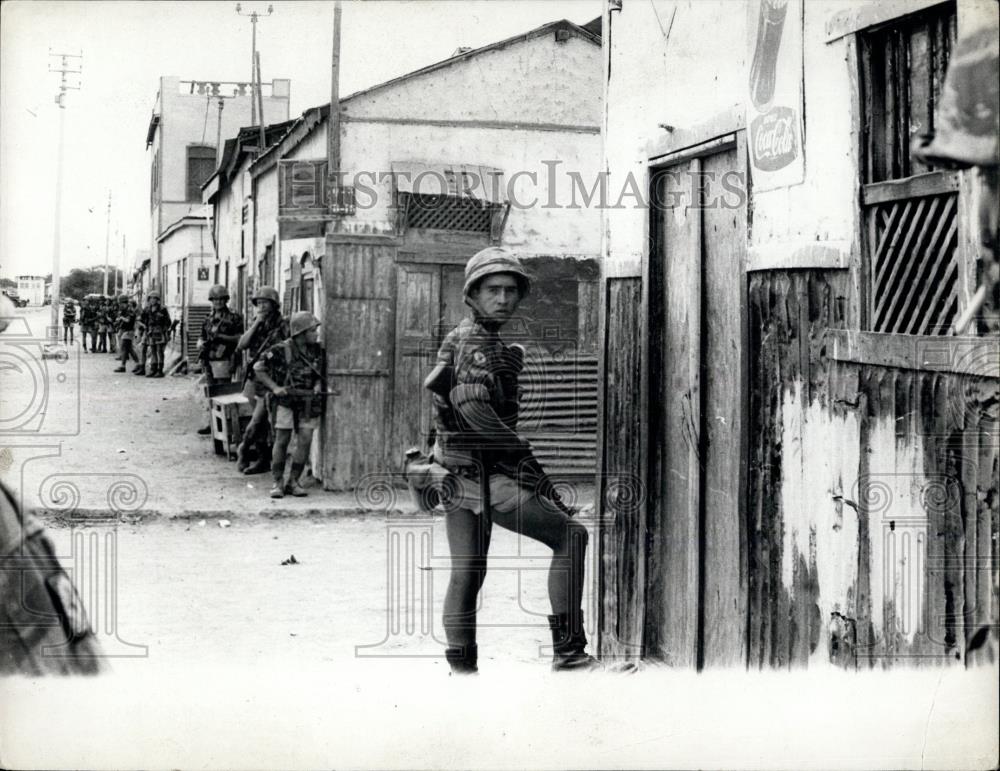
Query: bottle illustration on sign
[[749, 0, 789, 111]]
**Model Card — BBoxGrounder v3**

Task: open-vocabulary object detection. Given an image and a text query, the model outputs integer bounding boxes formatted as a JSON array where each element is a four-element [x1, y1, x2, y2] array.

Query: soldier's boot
[[133, 366, 145, 376], [548, 611, 602, 672], [269, 481, 285, 499], [152, 365, 165, 378], [243, 456, 270, 475], [287, 463, 308, 497], [145, 367, 157, 377], [197, 425, 212, 435], [235, 444, 250, 473], [444, 643, 479, 675], [113, 365, 126, 373]]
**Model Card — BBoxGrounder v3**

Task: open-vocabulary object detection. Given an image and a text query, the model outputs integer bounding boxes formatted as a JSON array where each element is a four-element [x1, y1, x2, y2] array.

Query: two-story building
[[207, 18, 606, 489], [146, 76, 291, 362]]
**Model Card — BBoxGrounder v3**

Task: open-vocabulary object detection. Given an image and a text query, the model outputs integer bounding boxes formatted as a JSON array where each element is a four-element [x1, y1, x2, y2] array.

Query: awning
[[391, 162, 507, 204]]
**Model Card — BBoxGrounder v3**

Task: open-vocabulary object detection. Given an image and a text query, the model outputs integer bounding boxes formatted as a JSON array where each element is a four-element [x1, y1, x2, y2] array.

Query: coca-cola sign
[[750, 106, 799, 171]]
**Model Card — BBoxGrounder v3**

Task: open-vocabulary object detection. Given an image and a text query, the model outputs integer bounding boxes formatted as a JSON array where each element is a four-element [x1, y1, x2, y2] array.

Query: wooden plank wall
[[322, 236, 395, 491], [597, 277, 646, 660], [748, 267, 998, 668]]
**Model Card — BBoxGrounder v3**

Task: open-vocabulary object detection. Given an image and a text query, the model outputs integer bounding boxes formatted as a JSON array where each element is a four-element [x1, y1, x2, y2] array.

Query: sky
[[0, 0, 600, 280]]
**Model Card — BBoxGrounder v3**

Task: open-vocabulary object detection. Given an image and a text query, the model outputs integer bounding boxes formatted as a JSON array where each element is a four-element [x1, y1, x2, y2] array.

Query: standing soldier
[[253, 311, 325, 499], [196, 285, 244, 435], [80, 297, 98, 353], [133, 295, 150, 376], [106, 298, 117, 355], [96, 297, 110, 353], [234, 286, 289, 474], [418, 247, 597, 674], [139, 290, 171, 378], [61, 299, 77, 345], [112, 295, 139, 373]]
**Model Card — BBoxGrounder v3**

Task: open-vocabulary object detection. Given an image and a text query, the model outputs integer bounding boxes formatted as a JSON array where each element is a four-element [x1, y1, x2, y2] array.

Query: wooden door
[[648, 139, 747, 668], [391, 263, 470, 467]]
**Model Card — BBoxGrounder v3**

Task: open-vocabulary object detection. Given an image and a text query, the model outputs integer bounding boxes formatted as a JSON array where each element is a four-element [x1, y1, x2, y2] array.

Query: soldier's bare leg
[[490, 495, 588, 616], [442, 506, 492, 672], [269, 428, 293, 497], [286, 426, 314, 496]]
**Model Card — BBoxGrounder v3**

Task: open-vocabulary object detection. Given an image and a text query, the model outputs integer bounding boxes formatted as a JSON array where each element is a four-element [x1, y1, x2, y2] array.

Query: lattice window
[[860, 2, 958, 335], [396, 192, 509, 241]]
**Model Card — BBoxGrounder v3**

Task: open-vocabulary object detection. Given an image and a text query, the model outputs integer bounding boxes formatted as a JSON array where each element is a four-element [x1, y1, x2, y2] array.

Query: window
[[150, 149, 160, 209], [859, 1, 958, 335], [186, 145, 216, 202]]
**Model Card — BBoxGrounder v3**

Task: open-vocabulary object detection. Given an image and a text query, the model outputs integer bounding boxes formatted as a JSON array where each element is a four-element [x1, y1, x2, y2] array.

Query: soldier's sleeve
[[450, 339, 520, 447]]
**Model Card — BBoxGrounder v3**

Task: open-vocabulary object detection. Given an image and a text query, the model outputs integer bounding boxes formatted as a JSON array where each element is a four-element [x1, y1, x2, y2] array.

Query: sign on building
[[747, 0, 805, 191], [277, 159, 355, 240]]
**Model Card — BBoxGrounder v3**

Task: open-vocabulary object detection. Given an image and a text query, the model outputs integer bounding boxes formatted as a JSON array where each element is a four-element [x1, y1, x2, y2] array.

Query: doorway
[[648, 137, 748, 668]]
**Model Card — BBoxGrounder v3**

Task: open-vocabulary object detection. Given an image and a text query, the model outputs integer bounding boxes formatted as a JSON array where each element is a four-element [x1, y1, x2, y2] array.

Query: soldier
[[80, 297, 98, 353], [196, 285, 245, 435], [139, 290, 171, 378], [421, 247, 597, 674], [234, 286, 289, 474], [112, 295, 139, 373], [253, 311, 325, 499], [62, 299, 77, 345], [133, 295, 151, 376], [0, 293, 105, 675], [96, 297, 110, 353], [106, 298, 117, 355]]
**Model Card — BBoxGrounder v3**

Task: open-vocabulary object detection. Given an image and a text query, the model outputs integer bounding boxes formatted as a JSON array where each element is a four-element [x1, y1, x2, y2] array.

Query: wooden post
[[328, 1, 342, 200]]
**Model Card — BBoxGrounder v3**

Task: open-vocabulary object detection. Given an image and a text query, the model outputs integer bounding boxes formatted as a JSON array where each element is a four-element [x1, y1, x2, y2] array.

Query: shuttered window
[[186, 145, 216, 202], [860, 1, 958, 335]]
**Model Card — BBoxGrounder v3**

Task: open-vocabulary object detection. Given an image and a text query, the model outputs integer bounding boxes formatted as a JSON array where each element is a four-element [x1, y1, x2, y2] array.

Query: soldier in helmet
[[235, 286, 289, 474], [253, 310, 325, 499], [61, 298, 77, 345], [422, 247, 598, 674], [196, 285, 245, 435], [138, 290, 171, 378], [112, 294, 139, 373]]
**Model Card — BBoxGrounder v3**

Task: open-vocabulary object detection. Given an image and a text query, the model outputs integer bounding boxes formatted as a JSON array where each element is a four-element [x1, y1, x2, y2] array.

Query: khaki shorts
[[208, 360, 233, 379], [274, 404, 319, 431], [441, 473, 535, 515]]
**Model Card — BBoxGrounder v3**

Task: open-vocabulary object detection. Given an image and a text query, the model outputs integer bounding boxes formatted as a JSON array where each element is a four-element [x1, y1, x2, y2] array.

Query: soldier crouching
[[253, 311, 326, 499], [421, 247, 598, 674]]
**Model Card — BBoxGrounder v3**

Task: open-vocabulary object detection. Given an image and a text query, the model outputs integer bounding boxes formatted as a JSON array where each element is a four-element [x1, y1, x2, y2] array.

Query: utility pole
[[47, 50, 82, 342], [103, 190, 112, 295], [255, 51, 266, 151], [235, 3, 273, 130], [328, 1, 342, 208]]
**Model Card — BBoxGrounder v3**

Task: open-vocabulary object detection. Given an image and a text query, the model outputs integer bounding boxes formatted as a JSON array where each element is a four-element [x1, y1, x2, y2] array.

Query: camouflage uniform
[[254, 337, 324, 492], [0, 483, 104, 675]]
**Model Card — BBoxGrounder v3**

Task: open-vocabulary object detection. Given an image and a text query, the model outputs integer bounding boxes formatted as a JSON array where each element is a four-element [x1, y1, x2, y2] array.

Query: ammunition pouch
[[403, 448, 457, 511]]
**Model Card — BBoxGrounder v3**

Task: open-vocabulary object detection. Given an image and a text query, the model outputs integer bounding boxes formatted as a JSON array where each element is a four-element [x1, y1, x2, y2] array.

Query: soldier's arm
[[450, 346, 524, 448], [236, 317, 261, 352], [252, 351, 287, 395]]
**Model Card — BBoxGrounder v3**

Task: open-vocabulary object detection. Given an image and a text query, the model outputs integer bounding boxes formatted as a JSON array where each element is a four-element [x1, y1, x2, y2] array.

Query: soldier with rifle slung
[[416, 247, 599, 674], [253, 311, 328, 499], [235, 286, 289, 474], [196, 285, 244, 435]]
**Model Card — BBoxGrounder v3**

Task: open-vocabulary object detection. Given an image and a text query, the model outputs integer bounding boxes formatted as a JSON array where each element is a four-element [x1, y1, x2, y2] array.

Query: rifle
[[500, 445, 578, 518]]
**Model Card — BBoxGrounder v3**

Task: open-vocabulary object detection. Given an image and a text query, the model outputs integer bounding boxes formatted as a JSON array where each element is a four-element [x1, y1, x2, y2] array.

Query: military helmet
[[118, 294, 129, 303], [289, 310, 320, 337], [146, 290, 161, 301], [463, 247, 531, 300], [208, 284, 230, 301], [251, 286, 280, 306]]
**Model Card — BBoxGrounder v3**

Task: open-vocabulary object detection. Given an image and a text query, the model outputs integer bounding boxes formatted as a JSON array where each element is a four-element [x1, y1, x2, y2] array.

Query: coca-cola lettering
[[751, 106, 799, 171]]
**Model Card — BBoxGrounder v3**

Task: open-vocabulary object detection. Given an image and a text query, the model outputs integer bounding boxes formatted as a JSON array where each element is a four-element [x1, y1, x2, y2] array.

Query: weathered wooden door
[[648, 138, 748, 668], [391, 263, 467, 466]]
